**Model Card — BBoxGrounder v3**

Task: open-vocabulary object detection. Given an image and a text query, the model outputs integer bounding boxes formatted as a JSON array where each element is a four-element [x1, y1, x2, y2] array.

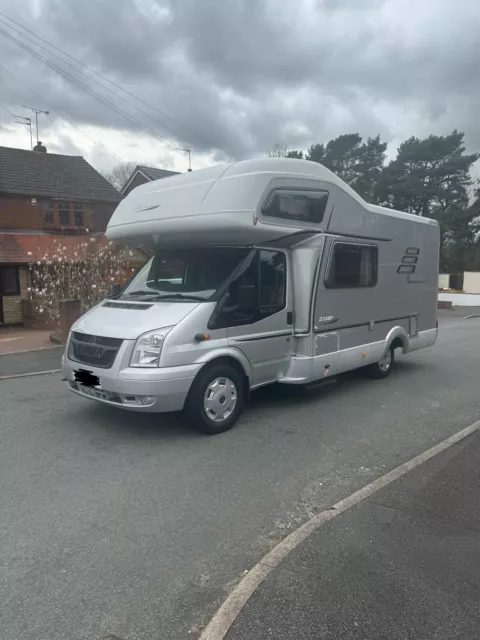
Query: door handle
[[287, 311, 293, 325]]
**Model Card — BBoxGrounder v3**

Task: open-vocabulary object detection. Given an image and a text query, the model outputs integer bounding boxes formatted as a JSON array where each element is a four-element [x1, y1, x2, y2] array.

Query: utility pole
[[22, 105, 49, 143], [13, 114, 33, 149]]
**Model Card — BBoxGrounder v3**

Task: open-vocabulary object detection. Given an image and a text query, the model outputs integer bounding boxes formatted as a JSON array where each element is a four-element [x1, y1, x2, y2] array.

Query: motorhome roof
[[106, 158, 437, 247]]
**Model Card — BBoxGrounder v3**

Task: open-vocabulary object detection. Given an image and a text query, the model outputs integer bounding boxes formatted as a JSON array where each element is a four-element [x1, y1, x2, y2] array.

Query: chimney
[[33, 141, 47, 153]]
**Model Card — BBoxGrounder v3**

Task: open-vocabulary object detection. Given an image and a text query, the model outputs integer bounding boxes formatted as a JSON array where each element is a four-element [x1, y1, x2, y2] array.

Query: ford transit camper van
[[62, 158, 439, 434]]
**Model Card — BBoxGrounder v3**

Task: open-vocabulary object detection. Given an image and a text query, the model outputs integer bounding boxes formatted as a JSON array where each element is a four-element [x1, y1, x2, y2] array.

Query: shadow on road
[[75, 359, 430, 440]]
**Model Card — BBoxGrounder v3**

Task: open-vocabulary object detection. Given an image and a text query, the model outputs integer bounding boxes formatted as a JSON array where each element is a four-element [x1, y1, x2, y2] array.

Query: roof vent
[[33, 141, 47, 153]]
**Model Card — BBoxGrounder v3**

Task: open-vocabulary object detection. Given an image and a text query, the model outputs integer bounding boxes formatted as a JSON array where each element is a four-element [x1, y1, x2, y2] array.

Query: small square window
[[326, 243, 378, 289], [263, 189, 328, 224]]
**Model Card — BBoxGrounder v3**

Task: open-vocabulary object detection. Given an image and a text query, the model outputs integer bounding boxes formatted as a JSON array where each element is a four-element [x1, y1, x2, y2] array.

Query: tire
[[185, 363, 245, 434], [365, 346, 395, 379]]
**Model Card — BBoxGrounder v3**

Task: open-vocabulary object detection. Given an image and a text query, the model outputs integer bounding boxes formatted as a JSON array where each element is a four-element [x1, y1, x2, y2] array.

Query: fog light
[[142, 396, 155, 405]]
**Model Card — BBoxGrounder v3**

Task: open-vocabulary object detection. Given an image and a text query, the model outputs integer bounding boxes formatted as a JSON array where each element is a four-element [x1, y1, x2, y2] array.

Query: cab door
[[225, 249, 293, 387]]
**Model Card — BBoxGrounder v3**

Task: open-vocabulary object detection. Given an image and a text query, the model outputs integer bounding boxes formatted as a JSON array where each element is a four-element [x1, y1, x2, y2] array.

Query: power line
[[0, 10, 223, 159], [0, 62, 123, 164], [0, 26, 209, 169], [0, 101, 14, 117], [0, 16, 211, 168], [0, 17, 208, 168]]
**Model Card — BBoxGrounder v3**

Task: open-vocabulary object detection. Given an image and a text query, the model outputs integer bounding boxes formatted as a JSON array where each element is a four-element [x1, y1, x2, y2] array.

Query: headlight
[[130, 327, 174, 368]]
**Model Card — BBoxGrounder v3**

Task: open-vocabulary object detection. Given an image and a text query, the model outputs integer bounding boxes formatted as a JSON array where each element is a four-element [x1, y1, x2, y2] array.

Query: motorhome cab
[[62, 158, 439, 434]]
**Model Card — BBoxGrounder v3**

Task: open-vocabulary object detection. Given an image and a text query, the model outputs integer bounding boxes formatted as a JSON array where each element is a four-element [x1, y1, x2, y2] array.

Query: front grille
[[68, 332, 123, 369]]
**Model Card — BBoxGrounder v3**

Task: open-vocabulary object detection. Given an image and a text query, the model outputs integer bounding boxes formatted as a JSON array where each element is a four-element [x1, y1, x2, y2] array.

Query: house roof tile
[[137, 165, 180, 181], [0, 146, 122, 203]]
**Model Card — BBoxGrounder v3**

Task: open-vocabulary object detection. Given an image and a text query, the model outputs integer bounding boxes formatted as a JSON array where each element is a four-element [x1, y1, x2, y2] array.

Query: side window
[[258, 250, 286, 316], [326, 243, 378, 288], [262, 190, 328, 224], [220, 250, 287, 326]]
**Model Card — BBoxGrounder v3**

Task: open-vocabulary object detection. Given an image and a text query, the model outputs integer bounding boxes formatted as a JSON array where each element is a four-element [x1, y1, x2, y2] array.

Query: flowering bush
[[29, 236, 136, 322]]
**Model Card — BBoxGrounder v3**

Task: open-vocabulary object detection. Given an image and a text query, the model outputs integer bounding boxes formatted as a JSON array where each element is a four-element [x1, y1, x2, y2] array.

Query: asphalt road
[[0, 346, 62, 378], [1, 316, 480, 640]]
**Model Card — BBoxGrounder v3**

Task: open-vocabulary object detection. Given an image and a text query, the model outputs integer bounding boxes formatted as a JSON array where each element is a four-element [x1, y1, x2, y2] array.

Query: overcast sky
[[0, 0, 479, 173]]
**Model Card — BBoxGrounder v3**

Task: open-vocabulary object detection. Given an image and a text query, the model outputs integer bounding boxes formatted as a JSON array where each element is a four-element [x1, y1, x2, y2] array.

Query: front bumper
[[62, 340, 201, 412]]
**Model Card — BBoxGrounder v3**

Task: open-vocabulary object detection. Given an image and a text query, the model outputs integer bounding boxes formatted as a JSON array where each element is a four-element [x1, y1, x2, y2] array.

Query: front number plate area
[[76, 385, 107, 401]]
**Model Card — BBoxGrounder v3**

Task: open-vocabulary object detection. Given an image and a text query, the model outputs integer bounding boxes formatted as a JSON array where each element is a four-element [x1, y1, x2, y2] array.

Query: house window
[[74, 204, 85, 227], [43, 204, 54, 226], [42, 202, 86, 228], [326, 243, 378, 289], [0, 267, 20, 296], [263, 189, 329, 224], [58, 202, 71, 226]]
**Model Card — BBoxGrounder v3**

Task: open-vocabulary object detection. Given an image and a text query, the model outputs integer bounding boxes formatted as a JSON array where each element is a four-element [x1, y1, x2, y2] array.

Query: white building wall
[[463, 272, 480, 294], [438, 292, 480, 307], [438, 274, 450, 289]]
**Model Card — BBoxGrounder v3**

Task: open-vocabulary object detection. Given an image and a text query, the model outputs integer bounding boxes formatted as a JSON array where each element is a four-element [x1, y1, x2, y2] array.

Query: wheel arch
[[190, 349, 252, 404], [385, 326, 409, 354]]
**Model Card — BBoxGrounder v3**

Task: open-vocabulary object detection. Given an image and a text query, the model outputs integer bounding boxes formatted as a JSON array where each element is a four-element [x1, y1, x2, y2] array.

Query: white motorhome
[[62, 158, 439, 434]]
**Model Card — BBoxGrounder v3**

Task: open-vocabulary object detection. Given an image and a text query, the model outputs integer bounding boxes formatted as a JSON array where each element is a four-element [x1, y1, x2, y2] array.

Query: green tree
[[286, 149, 304, 159], [377, 131, 478, 217], [323, 133, 363, 184], [351, 135, 387, 202], [266, 144, 304, 159], [377, 131, 479, 271], [306, 134, 387, 201], [305, 143, 326, 164]]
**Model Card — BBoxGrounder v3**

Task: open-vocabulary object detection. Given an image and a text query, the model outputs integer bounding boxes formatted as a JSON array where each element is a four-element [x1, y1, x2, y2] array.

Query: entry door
[[226, 249, 293, 387]]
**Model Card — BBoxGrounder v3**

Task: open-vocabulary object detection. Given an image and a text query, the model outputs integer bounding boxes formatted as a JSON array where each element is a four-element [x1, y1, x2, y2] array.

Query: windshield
[[121, 247, 250, 301]]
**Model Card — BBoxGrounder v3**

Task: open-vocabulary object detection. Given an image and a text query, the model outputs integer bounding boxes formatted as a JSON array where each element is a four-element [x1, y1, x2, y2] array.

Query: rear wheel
[[365, 346, 395, 379], [185, 363, 245, 434]]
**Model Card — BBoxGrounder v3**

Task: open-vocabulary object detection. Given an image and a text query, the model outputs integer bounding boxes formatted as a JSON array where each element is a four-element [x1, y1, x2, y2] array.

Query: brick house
[[0, 144, 125, 326], [121, 165, 180, 197]]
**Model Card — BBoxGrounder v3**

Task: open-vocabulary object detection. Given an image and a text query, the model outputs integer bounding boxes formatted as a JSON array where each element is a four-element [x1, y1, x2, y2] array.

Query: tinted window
[[122, 248, 250, 300], [326, 243, 377, 288], [0, 267, 20, 295], [222, 250, 287, 326], [259, 250, 286, 313], [263, 189, 328, 223]]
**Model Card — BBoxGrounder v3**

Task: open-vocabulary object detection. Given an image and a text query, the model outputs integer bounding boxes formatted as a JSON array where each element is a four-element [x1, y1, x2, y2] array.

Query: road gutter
[[0, 369, 61, 381]]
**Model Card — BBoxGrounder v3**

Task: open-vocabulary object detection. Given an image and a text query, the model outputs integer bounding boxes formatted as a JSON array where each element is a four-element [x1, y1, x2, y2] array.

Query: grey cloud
[[1, 0, 480, 164]]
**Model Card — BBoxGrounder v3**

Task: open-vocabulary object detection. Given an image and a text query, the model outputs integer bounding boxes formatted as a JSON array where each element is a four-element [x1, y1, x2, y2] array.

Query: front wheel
[[185, 364, 245, 434], [365, 346, 395, 379]]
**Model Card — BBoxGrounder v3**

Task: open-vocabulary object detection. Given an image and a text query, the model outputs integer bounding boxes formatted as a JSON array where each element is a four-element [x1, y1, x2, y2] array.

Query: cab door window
[[220, 250, 286, 326]]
